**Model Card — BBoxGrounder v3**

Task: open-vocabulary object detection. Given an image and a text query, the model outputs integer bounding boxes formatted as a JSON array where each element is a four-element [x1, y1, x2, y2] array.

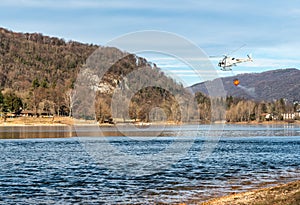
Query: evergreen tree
[[3, 91, 23, 113]]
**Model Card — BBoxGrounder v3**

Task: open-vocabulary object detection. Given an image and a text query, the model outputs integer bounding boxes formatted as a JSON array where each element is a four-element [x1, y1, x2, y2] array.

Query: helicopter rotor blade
[[228, 44, 246, 55], [209, 54, 227, 58], [209, 55, 222, 58]]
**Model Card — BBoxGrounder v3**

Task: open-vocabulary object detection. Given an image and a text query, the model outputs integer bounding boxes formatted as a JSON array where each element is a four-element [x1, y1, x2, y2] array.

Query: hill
[[0, 27, 98, 91], [0, 27, 186, 123], [190, 68, 300, 103]]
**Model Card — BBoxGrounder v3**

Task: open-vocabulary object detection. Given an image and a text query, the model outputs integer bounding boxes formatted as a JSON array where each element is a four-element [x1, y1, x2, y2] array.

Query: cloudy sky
[[1, 0, 300, 86]]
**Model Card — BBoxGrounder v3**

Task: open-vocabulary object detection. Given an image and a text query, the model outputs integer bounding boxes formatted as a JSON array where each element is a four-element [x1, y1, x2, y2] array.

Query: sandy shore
[[0, 116, 94, 126], [230, 120, 300, 125], [199, 180, 300, 205], [1, 117, 299, 127]]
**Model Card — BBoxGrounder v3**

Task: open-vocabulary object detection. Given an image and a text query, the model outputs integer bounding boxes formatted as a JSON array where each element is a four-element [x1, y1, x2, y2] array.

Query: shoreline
[[200, 180, 300, 205], [1, 117, 299, 127]]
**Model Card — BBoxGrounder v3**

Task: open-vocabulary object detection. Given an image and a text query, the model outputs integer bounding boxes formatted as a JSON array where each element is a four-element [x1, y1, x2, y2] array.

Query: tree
[[32, 78, 40, 89], [274, 98, 286, 120], [0, 91, 4, 114], [3, 91, 23, 113], [195, 92, 211, 121], [95, 99, 111, 123], [129, 101, 138, 122], [0, 91, 3, 105], [41, 78, 49, 88], [65, 89, 74, 117], [30, 78, 43, 115]]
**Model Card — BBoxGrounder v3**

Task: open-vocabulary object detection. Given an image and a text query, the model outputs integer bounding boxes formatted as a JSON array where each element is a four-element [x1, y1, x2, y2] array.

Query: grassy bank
[[200, 180, 300, 205], [0, 116, 75, 126]]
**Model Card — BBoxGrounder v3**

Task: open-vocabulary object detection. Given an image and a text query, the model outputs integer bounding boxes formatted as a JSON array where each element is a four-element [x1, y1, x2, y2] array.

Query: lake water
[[0, 124, 299, 204]]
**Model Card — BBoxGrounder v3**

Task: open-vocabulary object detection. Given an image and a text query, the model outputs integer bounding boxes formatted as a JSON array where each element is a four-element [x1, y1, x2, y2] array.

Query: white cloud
[[2, 0, 300, 85]]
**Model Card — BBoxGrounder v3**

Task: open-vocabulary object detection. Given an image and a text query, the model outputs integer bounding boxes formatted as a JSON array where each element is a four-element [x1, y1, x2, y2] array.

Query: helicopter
[[210, 44, 253, 71], [218, 54, 253, 71]]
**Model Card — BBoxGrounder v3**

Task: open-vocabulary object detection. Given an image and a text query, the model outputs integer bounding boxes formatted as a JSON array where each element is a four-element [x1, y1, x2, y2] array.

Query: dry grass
[[0, 116, 75, 126], [200, 180, 300, 205]]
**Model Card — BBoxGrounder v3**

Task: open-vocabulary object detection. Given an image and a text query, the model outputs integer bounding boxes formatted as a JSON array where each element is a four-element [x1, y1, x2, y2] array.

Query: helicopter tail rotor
[[247, 53, 253, 61]]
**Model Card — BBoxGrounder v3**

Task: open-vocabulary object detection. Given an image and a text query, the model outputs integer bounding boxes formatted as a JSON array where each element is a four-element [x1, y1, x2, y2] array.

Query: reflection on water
[[0, 124, 299, 204], [0, 126, 73, 139]]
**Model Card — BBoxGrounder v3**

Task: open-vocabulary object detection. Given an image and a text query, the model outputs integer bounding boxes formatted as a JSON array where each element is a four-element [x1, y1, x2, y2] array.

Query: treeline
[[0, 79, 71, 116], [195, 92, 299, 122]]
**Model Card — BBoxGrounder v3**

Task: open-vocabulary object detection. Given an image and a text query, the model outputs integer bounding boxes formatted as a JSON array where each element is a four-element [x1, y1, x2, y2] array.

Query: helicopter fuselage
[[218, 54, 252, 71]]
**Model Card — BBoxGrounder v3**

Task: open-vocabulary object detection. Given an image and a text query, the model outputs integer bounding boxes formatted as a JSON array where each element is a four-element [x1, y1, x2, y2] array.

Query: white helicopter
[[211, 45, 253, 71], [218, 54, 253, 71]]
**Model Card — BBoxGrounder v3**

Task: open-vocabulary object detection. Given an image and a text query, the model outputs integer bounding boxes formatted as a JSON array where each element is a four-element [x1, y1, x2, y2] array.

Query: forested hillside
[[0, 27, 186, 122], [0, 27, 98, 115], [0, 27, 97, 91]]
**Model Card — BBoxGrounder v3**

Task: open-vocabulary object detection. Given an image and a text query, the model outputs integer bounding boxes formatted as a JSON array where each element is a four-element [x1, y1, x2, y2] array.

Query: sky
[[1, 0, 300, 86]]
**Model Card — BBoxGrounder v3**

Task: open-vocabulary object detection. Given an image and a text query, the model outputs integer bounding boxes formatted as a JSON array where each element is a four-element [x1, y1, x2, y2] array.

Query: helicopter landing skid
[[220, 68, 232, 71]]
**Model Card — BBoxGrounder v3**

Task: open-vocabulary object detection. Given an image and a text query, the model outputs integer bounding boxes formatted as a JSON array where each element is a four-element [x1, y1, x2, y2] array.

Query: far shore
[[0, 116, 299, 127]]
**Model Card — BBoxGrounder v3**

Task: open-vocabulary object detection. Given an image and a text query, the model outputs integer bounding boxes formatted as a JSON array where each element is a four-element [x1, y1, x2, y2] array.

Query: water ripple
[[0, 125, 299, 204]]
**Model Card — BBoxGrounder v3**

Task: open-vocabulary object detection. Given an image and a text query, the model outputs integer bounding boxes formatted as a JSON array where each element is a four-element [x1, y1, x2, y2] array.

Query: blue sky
[[1, 0, 300, 86]]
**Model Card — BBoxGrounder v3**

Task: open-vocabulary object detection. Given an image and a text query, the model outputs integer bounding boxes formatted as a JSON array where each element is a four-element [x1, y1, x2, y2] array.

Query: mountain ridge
[[190, 68, 300, 102]]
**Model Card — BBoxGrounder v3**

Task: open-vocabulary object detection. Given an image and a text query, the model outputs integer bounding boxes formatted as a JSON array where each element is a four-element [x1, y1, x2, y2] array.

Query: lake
[[0, 124, 299, 204]]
